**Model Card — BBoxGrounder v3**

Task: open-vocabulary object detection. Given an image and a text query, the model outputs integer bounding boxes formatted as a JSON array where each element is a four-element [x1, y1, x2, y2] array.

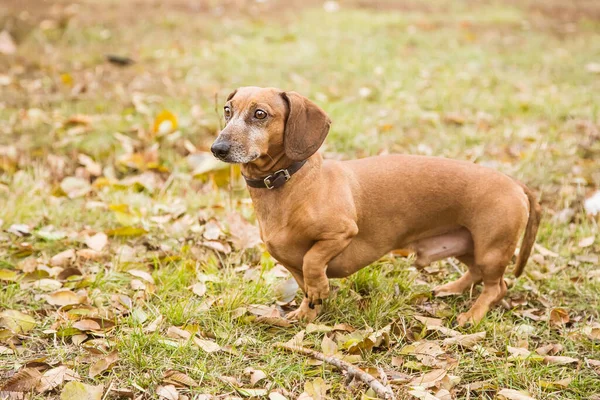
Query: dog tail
[[514, 183, 542, 278]]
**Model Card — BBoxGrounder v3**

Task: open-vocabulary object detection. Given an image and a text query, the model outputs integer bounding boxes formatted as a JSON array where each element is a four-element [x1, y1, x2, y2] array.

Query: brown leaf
[[73, 319, 102, 332], [414, 315, 443, 327], [60, 382, 103, 400], [193, 337, 221, 353], [0, 368, 42, 392], [45, 289, 86, 306], [543, 356, 579, 365], [539, 377, 572, 390], [583, 323, 600, 340], [89, 351, 119, 378], [167, 326, 192, 340], [409, 369, 447, 389], [163, 370, 199, 387], [306, 323, 333, 334], [256, 315, 292, 328], [497, 388, 536, 400], [143, 315, 163, 333], [156, 384, 178, 400], [549, 308, 569, 327], [244, 367, 267, 386], [227, 212, 262, 250], [535, 343, 563, 356], [36, 366, 79, 393], [50, 249, 76, 267], [442, 331, 485, 349]]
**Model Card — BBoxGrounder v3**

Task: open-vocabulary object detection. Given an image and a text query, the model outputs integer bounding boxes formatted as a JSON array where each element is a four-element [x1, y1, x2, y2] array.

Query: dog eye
[[254, 109, 267, 120], [224, 106, 231, 119]]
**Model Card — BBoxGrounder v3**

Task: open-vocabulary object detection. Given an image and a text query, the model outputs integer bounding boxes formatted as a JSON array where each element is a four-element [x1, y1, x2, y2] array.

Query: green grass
[[1, 0, 599, 399]]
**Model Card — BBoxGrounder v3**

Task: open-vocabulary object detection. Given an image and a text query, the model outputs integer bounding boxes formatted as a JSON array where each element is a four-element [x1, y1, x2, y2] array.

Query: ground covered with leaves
[[1, 0, 599, 399]]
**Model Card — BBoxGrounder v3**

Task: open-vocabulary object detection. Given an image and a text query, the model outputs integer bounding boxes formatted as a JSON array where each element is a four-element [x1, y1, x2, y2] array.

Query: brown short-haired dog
[[211, 86, 541, 326]]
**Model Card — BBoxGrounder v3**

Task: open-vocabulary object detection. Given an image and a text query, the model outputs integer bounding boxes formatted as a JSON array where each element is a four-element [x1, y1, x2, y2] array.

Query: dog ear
[[226, 89, 238, 101], [281, 91, 331, 161]]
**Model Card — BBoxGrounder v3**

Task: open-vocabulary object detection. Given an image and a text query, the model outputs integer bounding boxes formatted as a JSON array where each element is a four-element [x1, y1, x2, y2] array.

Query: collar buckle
[[264, 168, 291, 189]]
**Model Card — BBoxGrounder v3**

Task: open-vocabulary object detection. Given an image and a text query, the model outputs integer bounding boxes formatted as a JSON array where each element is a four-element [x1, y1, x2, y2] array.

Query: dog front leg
[[298, 227, 357, 322], [286, 269, 319, 322]]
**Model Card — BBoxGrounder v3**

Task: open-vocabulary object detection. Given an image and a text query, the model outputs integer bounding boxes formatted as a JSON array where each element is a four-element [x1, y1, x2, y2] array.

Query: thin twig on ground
[[275, 342, 396, 400]]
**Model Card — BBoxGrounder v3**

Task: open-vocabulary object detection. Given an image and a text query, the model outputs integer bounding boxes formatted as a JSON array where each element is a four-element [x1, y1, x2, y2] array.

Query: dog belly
[[327, 237, 391, 278]]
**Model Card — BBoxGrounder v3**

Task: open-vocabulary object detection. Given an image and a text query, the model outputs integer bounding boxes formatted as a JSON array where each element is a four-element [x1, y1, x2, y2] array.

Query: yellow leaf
[[153, 110, 178, 134], [60, 73, 74, 87], [106, 226, 147, 237], [0, 310, 37, 334], [60, 381, 104, 400], [45, 289, 86, 307], [0, 269, 20, 281]]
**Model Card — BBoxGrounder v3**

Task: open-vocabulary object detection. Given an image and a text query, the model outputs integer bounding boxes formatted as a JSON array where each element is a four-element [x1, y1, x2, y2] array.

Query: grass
[[0, 0, 599, 399]]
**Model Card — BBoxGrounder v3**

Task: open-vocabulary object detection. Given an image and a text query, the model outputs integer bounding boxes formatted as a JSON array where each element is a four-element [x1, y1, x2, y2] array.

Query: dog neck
[[241, 152, 296, 180], [242, 153, 321, 192]]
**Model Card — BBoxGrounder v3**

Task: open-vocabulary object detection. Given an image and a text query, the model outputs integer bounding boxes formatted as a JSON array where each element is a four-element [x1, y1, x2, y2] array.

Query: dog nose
[[211, 142, 231, 159]]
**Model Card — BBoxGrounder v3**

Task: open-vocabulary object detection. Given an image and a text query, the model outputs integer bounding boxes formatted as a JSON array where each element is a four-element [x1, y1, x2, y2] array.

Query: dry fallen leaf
[[156, 384, 179, 400], [549, 308, 569, 327], [50, 249, 76, 267], [0, 310, 37, 334], [0, 30, 17, 55], [60, 177, 92, 198], [497, 388, 536, 400], [543, 356, 579, 365], [85, 232, 108, 252], [269, 392, 288, 400], [578, 236, 595, 248], [127, 269, 155, 284], [163, 370, 199, 387], [535, 343, 563, 356], [442, 331, 485, 349], [153, 110, 178, 135], [191, 282, 207, 297], [59, 381, 104, 400], [408, 388, 439, 400], [409, 369, 447, 388], [0, 368, 42, 392], [227, 212, 262, 250], [89, 351, 119, 378], [45, 289, 86, 307], [244, 367, 267, 386], [36, 366, 79, 393], [539, 377, 572, 390], [304, 377, 330, 400], [167, 326, 192, 340], [73, 319, 102, 331], [321, 335, 338, 356], [193, 337, 221, 353]]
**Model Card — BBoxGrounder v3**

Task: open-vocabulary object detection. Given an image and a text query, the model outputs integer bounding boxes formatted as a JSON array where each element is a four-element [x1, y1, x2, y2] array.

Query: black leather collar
[[243, 160, 307, 189]]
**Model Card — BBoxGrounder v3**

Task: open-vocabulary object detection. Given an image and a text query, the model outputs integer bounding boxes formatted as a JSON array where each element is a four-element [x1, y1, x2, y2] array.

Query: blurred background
[[1, 0, 599, 201]]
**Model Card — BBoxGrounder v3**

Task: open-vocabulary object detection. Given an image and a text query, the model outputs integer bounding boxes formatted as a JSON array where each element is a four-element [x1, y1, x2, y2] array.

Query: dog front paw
[[287, 298, 320, 322], [305, 277, 330, 307]]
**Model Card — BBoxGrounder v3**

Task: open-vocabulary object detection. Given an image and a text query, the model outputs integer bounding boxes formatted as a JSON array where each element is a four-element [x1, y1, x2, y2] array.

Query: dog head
[[211, 87, 331, 164]]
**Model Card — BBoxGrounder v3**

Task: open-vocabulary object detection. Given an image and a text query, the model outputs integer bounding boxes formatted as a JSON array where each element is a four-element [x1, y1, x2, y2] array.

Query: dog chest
[[262, 229, 310, 269]]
